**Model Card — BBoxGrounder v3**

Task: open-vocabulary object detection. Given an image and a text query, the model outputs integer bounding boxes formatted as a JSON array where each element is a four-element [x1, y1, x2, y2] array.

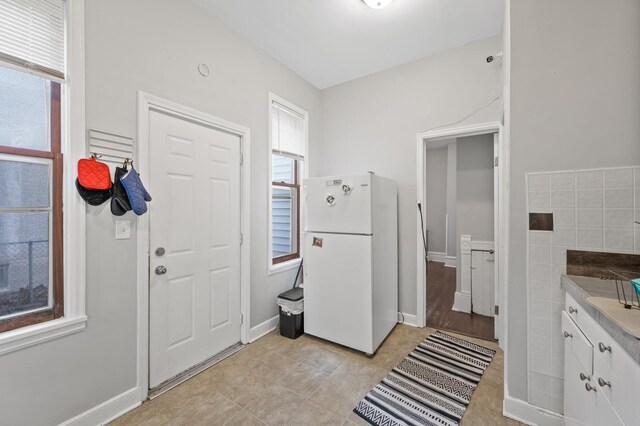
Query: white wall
[[456, 134, 494, 243], [425, 147, 448, 253], [319, 36, 503, 315], [446, 143, 458, 258], [0, 1, 322, 424], [507, 0, 640, 406], [455, 134, 494, 292]]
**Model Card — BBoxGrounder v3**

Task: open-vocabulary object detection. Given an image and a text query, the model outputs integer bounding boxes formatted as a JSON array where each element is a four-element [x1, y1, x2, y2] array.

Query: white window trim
[[268, 93, 308, 275], [0, 0, 87, 357]]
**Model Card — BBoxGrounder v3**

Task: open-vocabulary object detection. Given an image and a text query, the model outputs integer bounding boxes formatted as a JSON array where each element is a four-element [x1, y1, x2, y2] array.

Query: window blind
[[0, 0, 66, 79], [271, 101, 305, 160]]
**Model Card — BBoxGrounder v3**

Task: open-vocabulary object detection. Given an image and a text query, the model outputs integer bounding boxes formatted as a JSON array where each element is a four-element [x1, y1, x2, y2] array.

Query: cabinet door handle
[[585, 383, 597, 392], [563, 331, 573, 338], [579, 373, 590, 381], [598, 342, 612, 353], [597, 377, 611, 388], [568, 306, 578, 314]]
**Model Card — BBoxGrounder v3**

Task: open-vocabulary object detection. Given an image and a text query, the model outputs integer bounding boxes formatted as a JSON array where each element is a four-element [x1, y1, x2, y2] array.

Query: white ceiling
[[195, 0, 504, 89]]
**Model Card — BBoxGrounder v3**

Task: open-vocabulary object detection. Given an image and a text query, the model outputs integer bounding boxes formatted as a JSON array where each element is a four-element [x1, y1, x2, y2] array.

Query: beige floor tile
[[109, 402, 173, 426], [168, 392, 240, 426], [284, 400, 346, 425], [280, 338, 317, 361], [215, 373, 271, 408], [277, 361, 331, 397], [224, 410, 266, 426], [331, 358, 388, 389], [303, 347, 346, 373], [250, 351, 301, 383], [245, 384, 307, 424], [310, 372, 374, 418], [110, 324, 522, 426]]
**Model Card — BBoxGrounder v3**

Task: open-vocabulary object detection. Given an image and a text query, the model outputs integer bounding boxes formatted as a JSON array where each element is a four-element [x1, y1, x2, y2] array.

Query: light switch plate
[[115, 220, 131, 240]]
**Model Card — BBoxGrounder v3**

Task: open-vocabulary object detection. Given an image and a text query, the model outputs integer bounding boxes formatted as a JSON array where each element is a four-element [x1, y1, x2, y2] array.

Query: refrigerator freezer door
[[303, 174, 372, 235], [303, 232, 373, 353]]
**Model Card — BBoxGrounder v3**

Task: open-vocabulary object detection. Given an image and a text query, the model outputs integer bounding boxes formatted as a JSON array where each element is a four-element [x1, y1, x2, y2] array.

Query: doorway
[[136, 93, 251, 400], [416, 122, 507, 347], [423, 134, 495, 340]]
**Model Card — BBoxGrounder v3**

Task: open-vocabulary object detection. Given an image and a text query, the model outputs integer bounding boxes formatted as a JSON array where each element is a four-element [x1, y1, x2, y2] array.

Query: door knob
[[585, 383, 597, 392], [568, 306, 578, 314], [155, 247, 166, 256], [597, 377, 611, 388], [579, 373, 590, 381], [155, 265, 167, 275], [563, 331, 573, 338]]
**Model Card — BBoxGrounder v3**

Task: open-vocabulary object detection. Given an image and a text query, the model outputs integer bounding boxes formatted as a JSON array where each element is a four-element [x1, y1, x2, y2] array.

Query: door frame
[[136, 92, 251, 400], [416, 121, 508, 349]]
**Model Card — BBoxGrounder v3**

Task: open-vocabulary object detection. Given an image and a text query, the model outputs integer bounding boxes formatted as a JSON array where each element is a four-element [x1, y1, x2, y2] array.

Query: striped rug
[[353, 330, 496, 426]]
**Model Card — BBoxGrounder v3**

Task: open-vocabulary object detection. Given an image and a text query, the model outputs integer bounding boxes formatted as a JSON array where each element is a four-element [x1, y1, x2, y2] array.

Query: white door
[[471, 250, 494, 317], [303, 232, 373, 353], [149, 110, 242, 388]]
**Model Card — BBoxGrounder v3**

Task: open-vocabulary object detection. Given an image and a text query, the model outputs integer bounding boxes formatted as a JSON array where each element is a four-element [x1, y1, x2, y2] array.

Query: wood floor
[[426, 261, 495, 341]]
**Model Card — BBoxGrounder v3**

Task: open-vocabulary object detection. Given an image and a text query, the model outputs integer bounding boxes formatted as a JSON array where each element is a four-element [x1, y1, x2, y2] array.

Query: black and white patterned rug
[[353, 330, 496, 426]]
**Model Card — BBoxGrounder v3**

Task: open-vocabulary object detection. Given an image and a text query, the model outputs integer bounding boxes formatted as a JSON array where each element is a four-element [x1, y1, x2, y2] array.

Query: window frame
[[268, 93, 308, 274], [0, 81, 63, 333], [0, 0, 86, 356], [271, 158, 300, 265]]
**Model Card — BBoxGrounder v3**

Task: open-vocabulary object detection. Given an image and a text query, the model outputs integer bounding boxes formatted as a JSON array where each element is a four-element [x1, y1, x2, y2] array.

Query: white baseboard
[[452, 291, 471, 313], [249, 315, 279, 342], [503, 396, 563, 426], [427, 251, 446, 263], [427, 252, 456, 268], [444, 256, 457, 268], [60, 387, 142, 426], [398, 312, 418, 327]]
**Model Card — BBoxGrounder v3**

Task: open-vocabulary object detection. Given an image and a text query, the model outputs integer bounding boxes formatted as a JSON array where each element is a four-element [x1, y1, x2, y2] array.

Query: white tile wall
[[526, 166, 640, 414]]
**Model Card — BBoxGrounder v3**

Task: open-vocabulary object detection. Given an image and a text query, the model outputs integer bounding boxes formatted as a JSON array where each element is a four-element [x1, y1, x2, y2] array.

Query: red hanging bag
[[77, 156, 112, 190]]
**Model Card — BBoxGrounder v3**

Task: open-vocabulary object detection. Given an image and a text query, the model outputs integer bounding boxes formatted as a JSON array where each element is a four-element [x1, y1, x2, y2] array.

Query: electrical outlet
[[115, 220, 131, 240]]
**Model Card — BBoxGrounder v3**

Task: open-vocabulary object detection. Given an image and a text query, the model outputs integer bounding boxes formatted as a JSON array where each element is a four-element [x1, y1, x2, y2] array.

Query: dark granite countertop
[[561, 274, 640, 364]]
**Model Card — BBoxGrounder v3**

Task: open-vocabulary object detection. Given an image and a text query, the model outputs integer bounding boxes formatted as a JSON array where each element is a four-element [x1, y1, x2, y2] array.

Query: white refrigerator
[[303, 173, 398, 355]]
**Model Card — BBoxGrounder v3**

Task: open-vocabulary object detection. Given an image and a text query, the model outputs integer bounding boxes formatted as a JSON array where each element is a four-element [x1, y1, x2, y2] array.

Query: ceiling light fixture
[[362, 0, 394, 9]]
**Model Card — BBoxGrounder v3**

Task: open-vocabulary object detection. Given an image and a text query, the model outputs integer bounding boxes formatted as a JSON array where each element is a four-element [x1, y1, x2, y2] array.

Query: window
[[0, 0, 66, 333], [0, 264, 8, 291], [272, 155, 300, 263], [270, 96, 307, 266]]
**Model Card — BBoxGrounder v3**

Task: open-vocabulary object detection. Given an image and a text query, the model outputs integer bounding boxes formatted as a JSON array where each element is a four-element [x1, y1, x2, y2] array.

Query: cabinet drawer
[[562, 312, 593, 374], [564, 294, 640, 425], [592, 329, 640, 426], [565, 293, 586, 331]]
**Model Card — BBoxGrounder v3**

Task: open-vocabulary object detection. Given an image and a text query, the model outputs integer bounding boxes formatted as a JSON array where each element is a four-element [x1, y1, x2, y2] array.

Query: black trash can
[[277, 287, 304, 339]]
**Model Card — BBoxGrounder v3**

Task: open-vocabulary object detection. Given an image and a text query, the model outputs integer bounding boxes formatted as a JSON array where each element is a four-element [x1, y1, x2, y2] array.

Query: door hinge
[[240, 313, 244, 324], [240, 233, 243, 245], [495, 305, 499, 315], [494, 157, 499, 167], [240, 154, 244, 165]]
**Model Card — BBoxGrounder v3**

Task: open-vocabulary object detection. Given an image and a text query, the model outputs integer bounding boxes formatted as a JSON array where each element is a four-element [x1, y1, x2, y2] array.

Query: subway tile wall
[[526, 167, 640, 414]]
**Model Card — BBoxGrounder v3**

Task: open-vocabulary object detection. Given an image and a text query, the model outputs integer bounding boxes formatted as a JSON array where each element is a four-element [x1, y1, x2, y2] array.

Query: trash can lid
[[278, 287, 303, 301]]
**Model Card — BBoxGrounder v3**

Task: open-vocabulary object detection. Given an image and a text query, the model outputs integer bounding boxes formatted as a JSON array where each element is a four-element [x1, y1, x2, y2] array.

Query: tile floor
[[111, 324, 522, 425]]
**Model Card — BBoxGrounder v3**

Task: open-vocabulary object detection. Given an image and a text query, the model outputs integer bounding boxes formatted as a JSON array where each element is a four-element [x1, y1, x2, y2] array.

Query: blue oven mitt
[[119, 168, 152, 215]]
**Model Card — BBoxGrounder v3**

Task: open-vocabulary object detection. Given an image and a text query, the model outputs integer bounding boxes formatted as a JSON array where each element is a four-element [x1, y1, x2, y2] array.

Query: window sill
[[268, 258, 302, 276], [0, 314, 87, 356]]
